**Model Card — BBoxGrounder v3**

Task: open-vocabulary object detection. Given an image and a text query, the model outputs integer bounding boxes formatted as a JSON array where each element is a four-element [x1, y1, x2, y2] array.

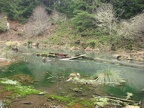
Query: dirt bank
[[10, 95, 67, 108]]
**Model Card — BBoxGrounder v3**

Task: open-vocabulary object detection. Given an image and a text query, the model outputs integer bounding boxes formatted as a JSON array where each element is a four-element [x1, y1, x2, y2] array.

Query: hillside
[[0, 0, 144, 52]]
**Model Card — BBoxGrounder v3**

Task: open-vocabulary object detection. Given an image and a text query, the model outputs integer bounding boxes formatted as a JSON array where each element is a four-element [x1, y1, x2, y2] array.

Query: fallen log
[[92, 95, 139, 107], [65, 55, 144, 68], [35, 53, 144, 68], [61, 54, 86, 60], [35, 52, 69, 58], [55, 53, 68, 58]]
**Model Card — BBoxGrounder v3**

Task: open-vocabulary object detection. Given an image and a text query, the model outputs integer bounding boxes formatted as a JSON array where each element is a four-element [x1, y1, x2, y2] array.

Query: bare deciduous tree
[[118, 13, 144, 39], [25, 5, 51, 37], [94, 3, 117, 35]]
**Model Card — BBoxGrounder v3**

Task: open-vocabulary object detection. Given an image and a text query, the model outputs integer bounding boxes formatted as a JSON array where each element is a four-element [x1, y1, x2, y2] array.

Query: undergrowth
[[47, 20, 143, 51]]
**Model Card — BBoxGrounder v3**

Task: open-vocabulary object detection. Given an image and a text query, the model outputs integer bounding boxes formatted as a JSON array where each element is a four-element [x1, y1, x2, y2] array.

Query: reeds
[[94, 71, 126, 86]]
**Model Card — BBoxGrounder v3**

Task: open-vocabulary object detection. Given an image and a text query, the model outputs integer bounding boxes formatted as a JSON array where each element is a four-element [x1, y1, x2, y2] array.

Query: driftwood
[[92, 95, 139, 107], [35, 52, 68, 58], [105, 96, 137, 103]]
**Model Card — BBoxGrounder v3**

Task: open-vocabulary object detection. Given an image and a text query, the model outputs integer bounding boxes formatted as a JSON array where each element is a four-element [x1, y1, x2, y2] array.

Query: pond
[[0, 46, 144, 101]]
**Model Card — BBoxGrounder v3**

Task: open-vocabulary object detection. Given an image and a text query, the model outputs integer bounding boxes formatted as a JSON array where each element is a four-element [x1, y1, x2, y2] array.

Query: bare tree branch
[[118, 13, 144, 39], [25, 5, 51, 37], [94, 3, 117, 35]]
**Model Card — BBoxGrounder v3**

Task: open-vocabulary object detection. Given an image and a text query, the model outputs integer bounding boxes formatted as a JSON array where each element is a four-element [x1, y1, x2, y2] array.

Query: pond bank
[[0, 40, 144, 62]]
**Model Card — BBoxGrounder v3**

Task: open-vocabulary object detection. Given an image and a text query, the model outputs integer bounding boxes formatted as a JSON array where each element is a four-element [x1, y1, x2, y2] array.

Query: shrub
[[17, 32, 24, 36], [71, 10, 95, 32], [87, 40, 98, 48], [0, 20, 7, 32]]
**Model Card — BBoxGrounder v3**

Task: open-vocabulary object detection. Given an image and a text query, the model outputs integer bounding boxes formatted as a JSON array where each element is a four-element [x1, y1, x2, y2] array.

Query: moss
[[79, 99, 93, 107], [0, 78, 40, 98], [5, 85, 39, 97], [48, 95, 72, 103], [48, 95, 94, 107], [5, 85, 39, 98]]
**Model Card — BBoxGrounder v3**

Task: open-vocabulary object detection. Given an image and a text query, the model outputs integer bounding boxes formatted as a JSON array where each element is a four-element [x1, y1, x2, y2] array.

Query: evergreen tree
[[72, 10, 95, 32], [0, 0, 39, 22], [101, 0, 144, 18]]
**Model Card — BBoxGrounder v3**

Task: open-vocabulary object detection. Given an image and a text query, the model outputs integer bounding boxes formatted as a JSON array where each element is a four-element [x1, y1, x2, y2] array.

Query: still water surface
[[0, 47, 144, 99]]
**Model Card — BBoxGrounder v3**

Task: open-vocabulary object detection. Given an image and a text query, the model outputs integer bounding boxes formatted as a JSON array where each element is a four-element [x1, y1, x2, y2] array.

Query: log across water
[[61, 55, 144, 69], [35, 53, 144, 68]]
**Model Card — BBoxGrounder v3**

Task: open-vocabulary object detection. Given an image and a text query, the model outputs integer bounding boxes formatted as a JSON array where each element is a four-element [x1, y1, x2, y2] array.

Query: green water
[[0, 47, 144, 100]]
